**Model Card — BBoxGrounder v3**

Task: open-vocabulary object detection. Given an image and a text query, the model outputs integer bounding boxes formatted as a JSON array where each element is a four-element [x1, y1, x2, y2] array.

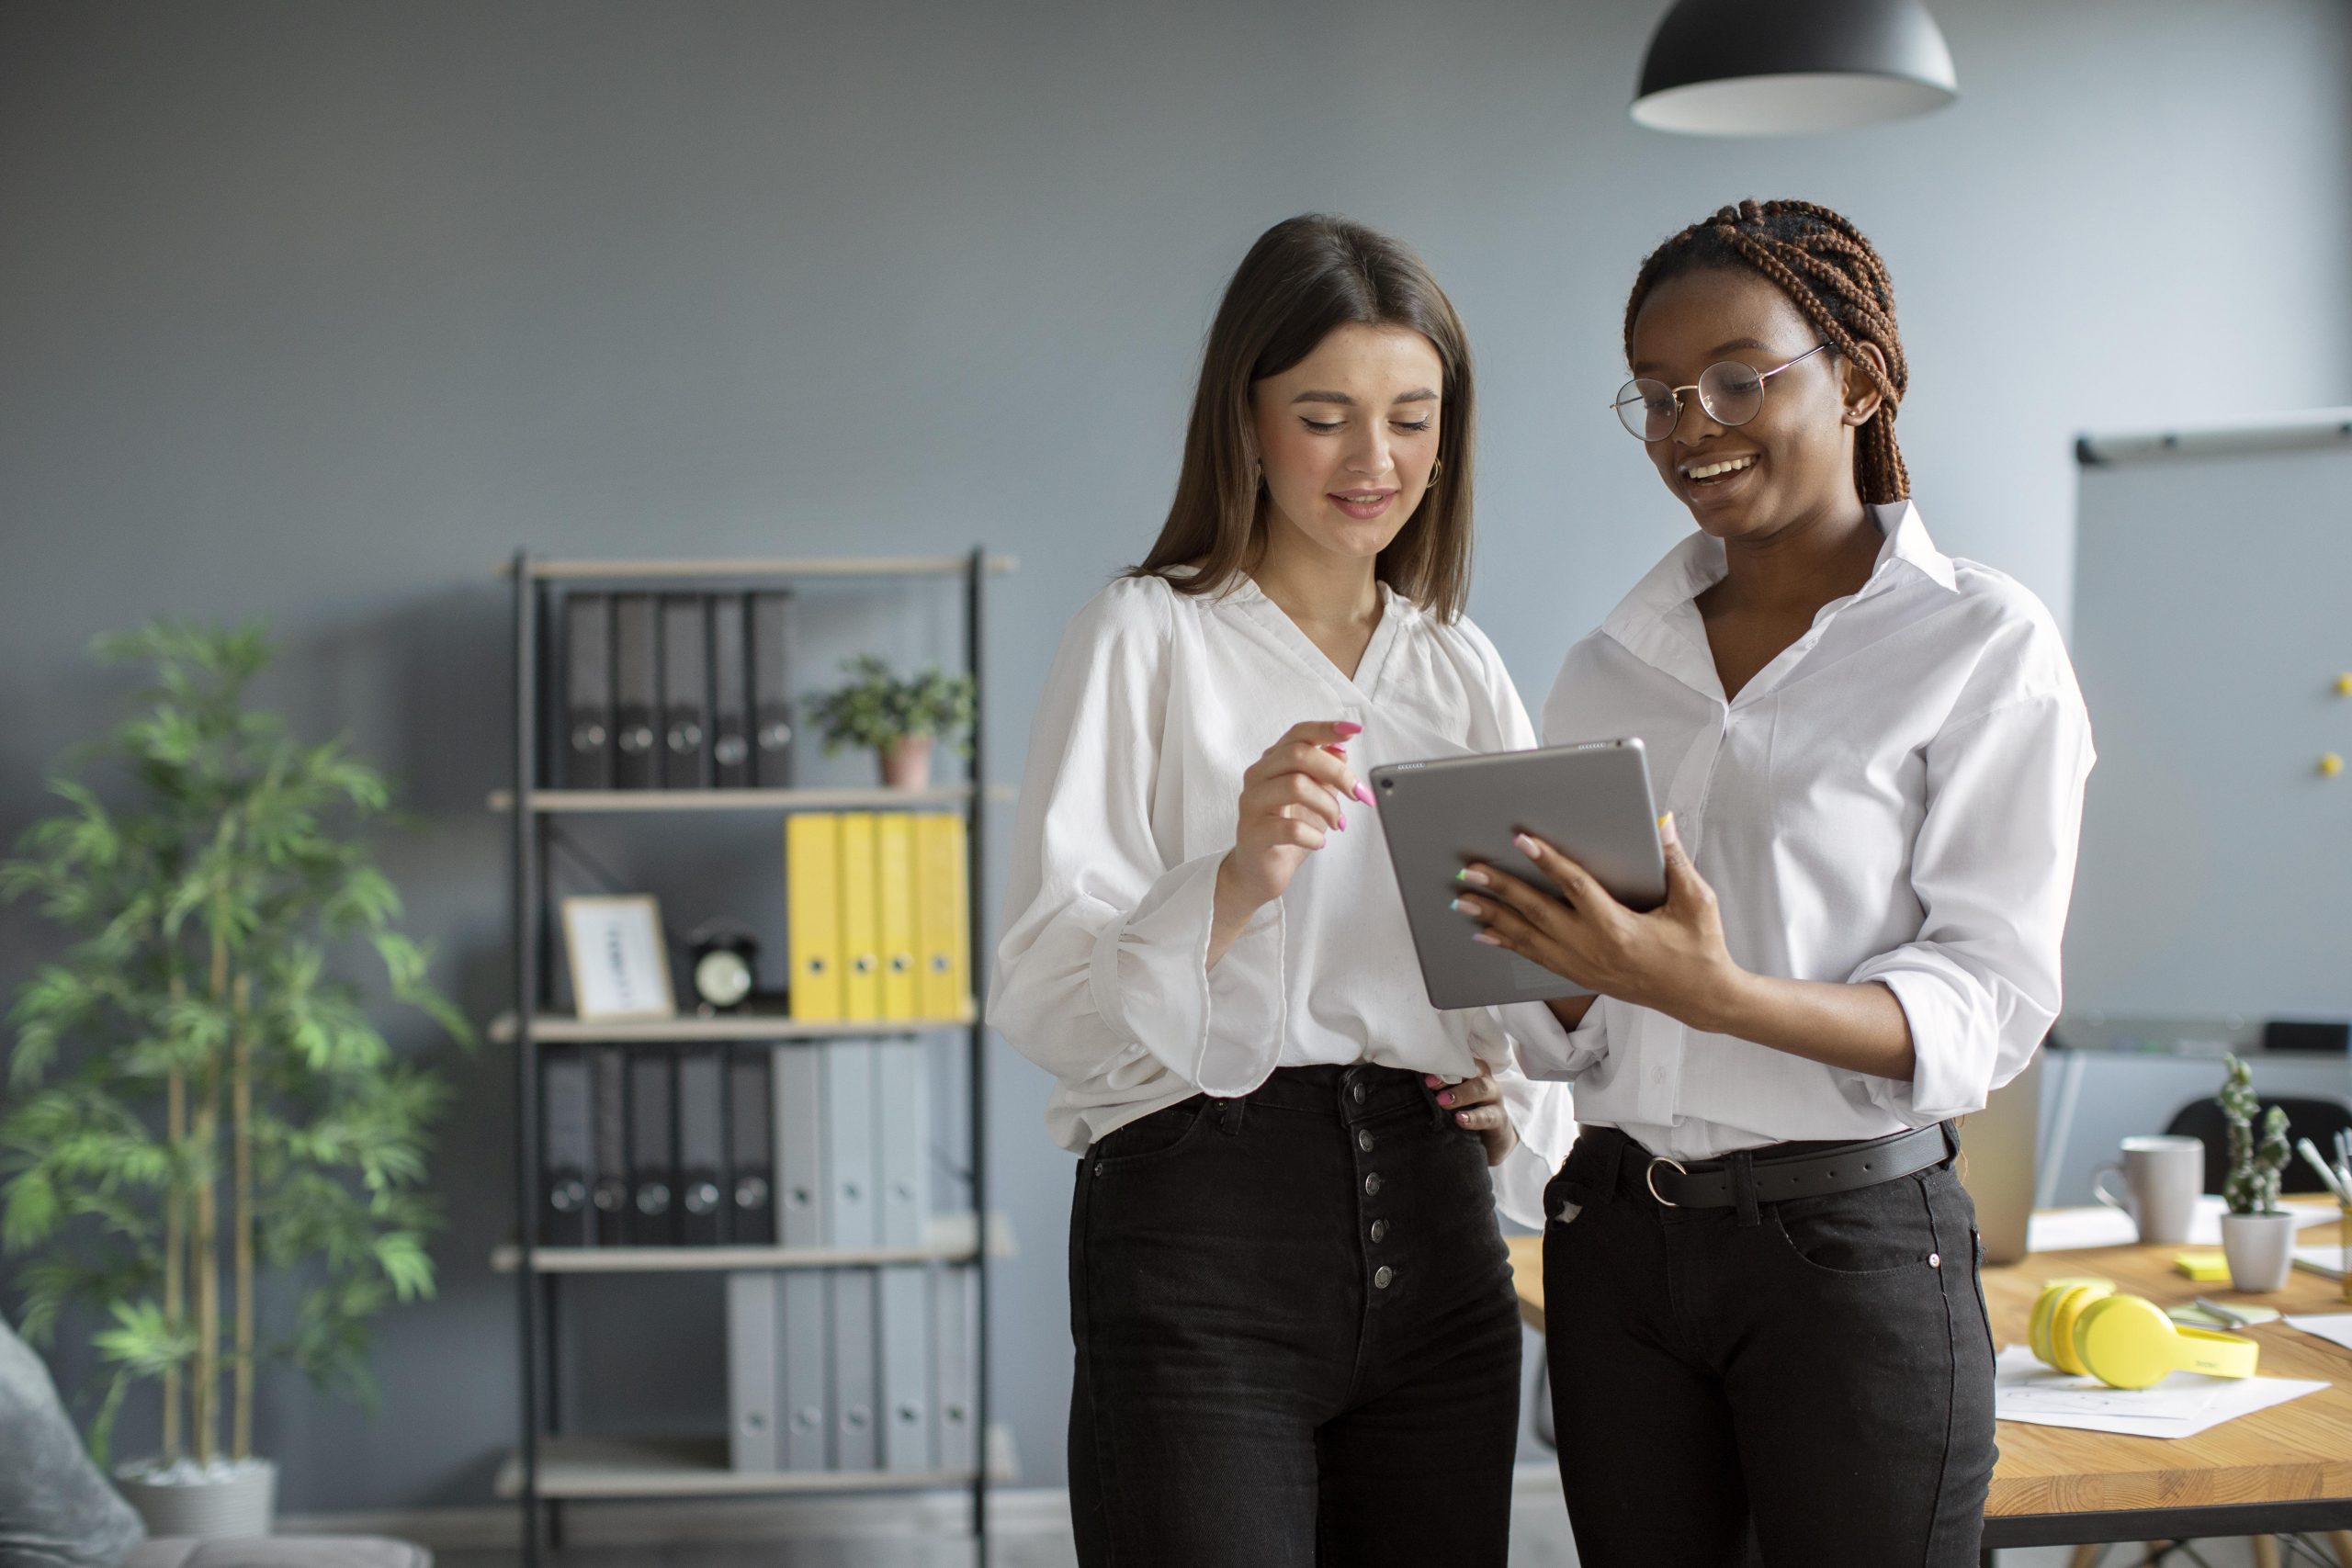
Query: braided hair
[[1624, 198, 1911, 505]]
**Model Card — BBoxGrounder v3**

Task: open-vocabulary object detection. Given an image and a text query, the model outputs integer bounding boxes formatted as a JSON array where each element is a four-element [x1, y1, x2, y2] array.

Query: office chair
[[2162, 1095, 2352, 1196]]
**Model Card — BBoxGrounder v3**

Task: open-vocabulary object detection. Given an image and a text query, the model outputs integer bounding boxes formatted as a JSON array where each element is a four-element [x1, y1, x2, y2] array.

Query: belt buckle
[[1645, 1155, 1689, 1207]]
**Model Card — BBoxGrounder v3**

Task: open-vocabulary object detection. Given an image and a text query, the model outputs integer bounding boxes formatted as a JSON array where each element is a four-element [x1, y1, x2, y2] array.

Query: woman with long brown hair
[[989, 214, 1571, 1567]]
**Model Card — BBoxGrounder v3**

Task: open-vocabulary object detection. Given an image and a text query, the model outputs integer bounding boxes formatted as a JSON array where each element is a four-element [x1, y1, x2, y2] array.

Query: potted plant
[[2216, 1054, 2296, 1292], [0, 622, 469, 1536], [808, 654, 975, 789]]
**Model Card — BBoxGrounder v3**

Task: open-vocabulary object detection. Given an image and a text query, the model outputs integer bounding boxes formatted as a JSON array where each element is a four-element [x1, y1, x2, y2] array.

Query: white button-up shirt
[[1505, 503, 2095, 1161], [989, 571, 1577, 1224]]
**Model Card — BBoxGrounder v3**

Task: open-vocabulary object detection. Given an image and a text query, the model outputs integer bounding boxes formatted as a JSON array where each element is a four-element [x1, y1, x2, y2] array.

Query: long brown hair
[[1625, 198, 1912, 505], [1133, 214, 1476, 621]]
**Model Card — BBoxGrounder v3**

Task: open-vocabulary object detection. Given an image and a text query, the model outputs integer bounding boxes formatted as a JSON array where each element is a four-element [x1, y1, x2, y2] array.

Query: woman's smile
[[1329, 487, 1398, 521]]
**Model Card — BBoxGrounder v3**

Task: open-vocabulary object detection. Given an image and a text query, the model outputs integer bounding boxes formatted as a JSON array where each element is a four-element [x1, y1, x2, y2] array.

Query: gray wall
[[4, 0, 2349, 1514]]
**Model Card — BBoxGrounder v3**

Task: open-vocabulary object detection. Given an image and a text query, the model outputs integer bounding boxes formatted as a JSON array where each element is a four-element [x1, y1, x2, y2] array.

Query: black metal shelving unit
[[499, 548, 1003, 1563]]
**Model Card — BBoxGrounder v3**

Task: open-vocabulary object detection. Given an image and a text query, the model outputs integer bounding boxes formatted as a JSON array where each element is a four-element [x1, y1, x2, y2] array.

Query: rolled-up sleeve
[[987, 583, 1287, 1098], [1849, 693, 2095, 1121]]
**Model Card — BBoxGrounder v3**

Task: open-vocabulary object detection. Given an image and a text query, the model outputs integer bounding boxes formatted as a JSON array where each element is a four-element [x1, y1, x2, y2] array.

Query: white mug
[[2090, 1134, 2206, 1245]]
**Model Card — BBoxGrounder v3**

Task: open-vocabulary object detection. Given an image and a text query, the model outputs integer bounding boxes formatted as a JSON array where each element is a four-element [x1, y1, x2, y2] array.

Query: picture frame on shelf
[[560, 894, 677, 1021]]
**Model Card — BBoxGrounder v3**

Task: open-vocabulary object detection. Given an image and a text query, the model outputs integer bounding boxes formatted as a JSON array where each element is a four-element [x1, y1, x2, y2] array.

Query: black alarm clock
[[685, 920, 759, 1014]]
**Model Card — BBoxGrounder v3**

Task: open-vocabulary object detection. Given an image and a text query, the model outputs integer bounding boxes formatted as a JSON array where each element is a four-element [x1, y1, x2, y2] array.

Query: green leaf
[[373, 1232, 435, 1302], [2, 1171, 60, 1251], [85, 1370, 134, 1471], [93, 1298, 195, 1376]]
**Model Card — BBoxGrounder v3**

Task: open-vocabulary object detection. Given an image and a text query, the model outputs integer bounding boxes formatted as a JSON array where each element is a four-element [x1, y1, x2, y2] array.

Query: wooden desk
[[1506, 1220, 2352, 1555]]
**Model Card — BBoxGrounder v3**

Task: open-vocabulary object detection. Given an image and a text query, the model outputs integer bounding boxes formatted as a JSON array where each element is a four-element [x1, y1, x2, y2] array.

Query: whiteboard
[[2063, 412, 2352, 1018]]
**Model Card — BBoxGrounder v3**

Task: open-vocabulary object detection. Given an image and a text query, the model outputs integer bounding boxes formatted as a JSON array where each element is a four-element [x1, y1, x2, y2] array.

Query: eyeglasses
[[1611, 343, 1830, 441]]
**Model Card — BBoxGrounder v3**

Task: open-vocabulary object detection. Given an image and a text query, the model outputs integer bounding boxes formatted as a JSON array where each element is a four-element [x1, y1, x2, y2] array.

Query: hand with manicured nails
[[1451, 814, 1743, 1034], [1214, 719, 1374, 913], [1426, 1059, 1517, 1167]]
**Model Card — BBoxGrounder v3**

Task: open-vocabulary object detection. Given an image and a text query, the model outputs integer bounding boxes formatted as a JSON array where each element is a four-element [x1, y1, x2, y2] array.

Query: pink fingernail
[[1455, 1111, 1470, 1124], [1423, 1074, 1442, 1088], [1472, 931, 1503, 947], [1334, 721, 1364, 737], [1438, 1090, 1454, 1107], [1513, 833, 1540, 857], [1352, 783, 1375, 807], [1336, 812, 1347, 831], [1456, 868, 1489, 887]]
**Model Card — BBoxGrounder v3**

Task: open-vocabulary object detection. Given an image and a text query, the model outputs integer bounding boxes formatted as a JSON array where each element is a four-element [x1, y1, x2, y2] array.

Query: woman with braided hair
[[1453, 199, 2094, 1565]]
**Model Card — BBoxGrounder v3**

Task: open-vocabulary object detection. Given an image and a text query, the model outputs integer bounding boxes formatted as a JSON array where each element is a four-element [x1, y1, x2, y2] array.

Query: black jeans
[[1543, 1124, 1997, 1568], [1068, 1063, 1524, 1567]]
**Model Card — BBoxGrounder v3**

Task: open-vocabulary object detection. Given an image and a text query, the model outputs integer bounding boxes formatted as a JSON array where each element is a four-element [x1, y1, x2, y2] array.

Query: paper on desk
[[2028, 1198, 2336, 1254], [2283, 1313, 2352, 1352], [1993, 1346, 2324, 1438], [2290, 1247, 2347, 1280]]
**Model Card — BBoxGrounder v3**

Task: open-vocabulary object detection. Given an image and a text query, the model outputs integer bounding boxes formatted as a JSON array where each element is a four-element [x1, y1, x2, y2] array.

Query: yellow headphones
[[2028, 1280, 2260, 1390]]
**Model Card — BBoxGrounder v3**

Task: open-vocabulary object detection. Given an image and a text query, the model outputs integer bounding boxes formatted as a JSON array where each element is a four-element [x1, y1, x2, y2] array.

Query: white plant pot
[[114, 1457, 277, 1539], [2219, 1212, 2298, 1293]]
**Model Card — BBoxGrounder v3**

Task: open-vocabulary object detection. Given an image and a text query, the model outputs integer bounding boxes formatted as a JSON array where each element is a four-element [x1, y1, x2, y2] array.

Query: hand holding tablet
[[1371, 739, 1669, 1010]]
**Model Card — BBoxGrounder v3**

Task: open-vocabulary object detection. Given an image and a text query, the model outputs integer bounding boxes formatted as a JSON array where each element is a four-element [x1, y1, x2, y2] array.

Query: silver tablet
[[1371, 739, 1667, 1011]]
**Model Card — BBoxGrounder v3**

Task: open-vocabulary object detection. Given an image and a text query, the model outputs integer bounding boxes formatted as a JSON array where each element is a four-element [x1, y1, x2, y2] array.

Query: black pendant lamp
[[1632, 0, 1958, 136]]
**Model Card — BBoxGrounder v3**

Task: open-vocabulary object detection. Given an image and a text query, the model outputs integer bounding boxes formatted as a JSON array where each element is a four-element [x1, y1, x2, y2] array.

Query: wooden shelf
[[488, 1008, 974, 1044], [492, 1212, 1015, 1274], [499, 554, 1019, 582], [488, 784, 973, 814], [493, 1424, 1015, 1499]]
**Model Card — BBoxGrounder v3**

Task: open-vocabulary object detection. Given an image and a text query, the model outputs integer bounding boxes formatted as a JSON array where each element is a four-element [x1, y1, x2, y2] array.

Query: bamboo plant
[[0, 622, 469, 1471]]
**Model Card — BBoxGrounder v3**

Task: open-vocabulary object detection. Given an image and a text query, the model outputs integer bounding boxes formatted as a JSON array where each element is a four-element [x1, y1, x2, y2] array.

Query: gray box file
[[725, 1271, 779, 1471], [779, 1268, 831, 1470], [772, 1045, 824, 1247], [677, 1049, 726, 1247], [710, 594, 752, 789], [831, 1268, 879, 1470], [659, 594, 710, 789], [611, 595, 659, 789], [933, 1263, 978, 1472], [878, 1264, 932, 1472], [823, 1043, 880, 1471], [822, 1041, 876, 1248], [875, 1038, 928, 1247], [560, 594, 612, 789], [749, 591, 797, 787], [589, 1045, 629, 1246], [875, 1039, 932, 1472]]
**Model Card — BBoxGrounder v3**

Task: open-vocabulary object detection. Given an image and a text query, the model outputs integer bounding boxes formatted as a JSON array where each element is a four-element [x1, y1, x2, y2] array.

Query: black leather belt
[[1644, 1122, 1951, 1208]]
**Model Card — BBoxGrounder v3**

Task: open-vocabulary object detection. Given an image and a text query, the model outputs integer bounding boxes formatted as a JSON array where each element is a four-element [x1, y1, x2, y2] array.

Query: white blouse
[[1505, 502, 2096, 1161], [988, 570, 1576, 1225]]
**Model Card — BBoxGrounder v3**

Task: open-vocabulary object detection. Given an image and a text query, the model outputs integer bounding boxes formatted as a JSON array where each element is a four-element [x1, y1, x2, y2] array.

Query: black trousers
[[1544, 1124, 1997, 1568], [1068, 1063, 1524, 1568]]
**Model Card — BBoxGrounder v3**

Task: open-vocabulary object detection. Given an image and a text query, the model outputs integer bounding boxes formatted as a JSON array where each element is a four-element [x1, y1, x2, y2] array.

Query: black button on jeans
[[1070, 1063, 1518, 1567]]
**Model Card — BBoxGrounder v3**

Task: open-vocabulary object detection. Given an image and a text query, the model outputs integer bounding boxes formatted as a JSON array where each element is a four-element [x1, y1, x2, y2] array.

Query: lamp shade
[[1632, 0, 1958, 135]]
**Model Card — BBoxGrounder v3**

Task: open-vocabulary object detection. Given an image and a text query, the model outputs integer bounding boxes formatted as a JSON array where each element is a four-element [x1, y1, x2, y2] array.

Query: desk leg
[[2064, 1547, 2103, 1568], [2331, 1530, 2352, 1568], [2252, 1537, 2279, 1568]]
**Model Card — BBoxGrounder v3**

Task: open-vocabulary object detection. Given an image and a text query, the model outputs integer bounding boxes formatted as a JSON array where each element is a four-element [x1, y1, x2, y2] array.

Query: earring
[[1430, 457, 1445, 482], [1251, 461, 1263, 489]]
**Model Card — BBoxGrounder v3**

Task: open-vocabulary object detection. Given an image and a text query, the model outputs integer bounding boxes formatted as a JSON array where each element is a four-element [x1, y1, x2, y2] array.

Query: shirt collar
[[1601, 498, 1955, 649]]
